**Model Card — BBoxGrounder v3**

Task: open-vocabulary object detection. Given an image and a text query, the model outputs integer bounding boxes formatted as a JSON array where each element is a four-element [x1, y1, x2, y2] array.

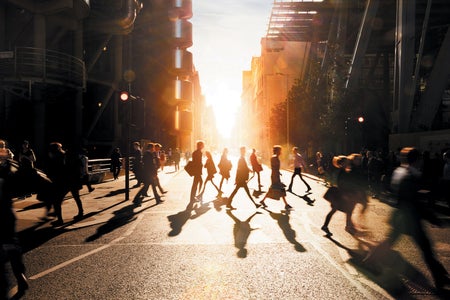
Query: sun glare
[[207, 89, 240, 139]]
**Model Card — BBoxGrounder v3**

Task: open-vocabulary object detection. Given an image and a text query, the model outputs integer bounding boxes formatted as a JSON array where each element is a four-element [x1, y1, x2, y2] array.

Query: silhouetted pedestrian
[[197, 151, 220, 201], [0, 159, 29, 298], [364, 147, 449, 291], [172, 148, 181, 171], [46, 142, 84, 226], [110, 147, 122, 180], [134, 143, 162, 206], [131, 142, 143, 187], [249, 148, 263, 191], [321, 154, 368, 236], [227, 146, 260, 210], [189, 141, 204, 203], [259, 145, 292, 210], [288, 147, 311, 193], [218, 148, 232, 197], [80, 148, 94, 193]]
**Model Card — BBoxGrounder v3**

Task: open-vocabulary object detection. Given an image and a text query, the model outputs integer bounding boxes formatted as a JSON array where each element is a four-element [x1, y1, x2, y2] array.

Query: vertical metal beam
[[413, 26, 450, 129], [394, 0, 416, 133], [345, 0, 380, 90]]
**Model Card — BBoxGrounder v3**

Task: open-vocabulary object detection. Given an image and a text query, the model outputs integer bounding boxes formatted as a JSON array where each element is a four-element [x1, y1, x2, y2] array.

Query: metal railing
[[0, 47, 86, 89]]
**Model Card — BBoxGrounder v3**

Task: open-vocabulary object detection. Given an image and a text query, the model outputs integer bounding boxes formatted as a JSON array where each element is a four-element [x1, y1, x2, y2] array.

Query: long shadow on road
[[325, 235, 449, 299]]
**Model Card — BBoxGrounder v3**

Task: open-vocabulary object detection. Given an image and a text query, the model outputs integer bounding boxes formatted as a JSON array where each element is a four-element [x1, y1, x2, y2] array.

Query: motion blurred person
[[0, 159, 28, 298], [134, 143, 162, 206], [364, 147, 449, 291]]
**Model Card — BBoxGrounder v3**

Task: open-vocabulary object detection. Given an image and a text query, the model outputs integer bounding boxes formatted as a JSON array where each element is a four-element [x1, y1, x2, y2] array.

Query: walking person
[[189, 140, 204, 203], [18, 140, 36, 169], [249, 148, 263, 191], [79, 148, 95, 193], [196, 151, 220, 201], [0, 159, 29, 298], [259, 145, 292, 210], [110, 147, 122, 180], [46, 143, 84, 226], [131, 142, 143, 187], [172, 148, 181, 172], [227, 146, 260, 210], [363, 147, 449, 291], [288, 146, 311, 193], [321, 154, 367, 236], [153, 143, 167, 194], [218, 147, 232, 197], [134, 143, 162, 206]]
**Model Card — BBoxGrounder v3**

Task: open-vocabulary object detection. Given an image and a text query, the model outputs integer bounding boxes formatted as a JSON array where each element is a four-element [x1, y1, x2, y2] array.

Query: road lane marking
[[29, 214, 144, 280], [301, 211, 394, 300]]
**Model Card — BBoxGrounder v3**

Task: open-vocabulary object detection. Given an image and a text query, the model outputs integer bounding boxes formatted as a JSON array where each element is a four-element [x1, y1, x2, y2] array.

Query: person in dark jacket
[[0, 159, 29, 298], [134, 143, 162, 206], [227, 146, 260, 210], [364, 147, 449, 291], [196, 151, 220, 201], [110, 147, 122, 180], [189, 140, 204, 204]]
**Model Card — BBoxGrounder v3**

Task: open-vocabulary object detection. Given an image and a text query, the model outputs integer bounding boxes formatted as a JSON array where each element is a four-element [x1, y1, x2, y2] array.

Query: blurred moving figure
[[364, 147, 449, 291]]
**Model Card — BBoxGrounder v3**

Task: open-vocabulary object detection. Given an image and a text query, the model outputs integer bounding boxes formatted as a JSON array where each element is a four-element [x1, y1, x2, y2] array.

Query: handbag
[[184, 160, 194, 177]]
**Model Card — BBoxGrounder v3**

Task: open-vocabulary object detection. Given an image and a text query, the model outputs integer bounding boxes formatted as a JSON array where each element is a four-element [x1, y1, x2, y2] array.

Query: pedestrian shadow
[[263, 207, 306, 252], [252, 189, 265, 198], [85, 203, 154, 242], [325, 235, 442, 298], [94, 188, 126, 199], [190, 201, 211, 219], [167, 202, 195, 236], [213, 196, 228, 211], [288, 190, 315, 206], [226, 210, 261, 258]]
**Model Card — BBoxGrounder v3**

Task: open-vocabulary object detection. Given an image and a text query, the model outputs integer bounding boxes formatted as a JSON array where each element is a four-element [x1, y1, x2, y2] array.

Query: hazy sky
[[191, 1, 273, 138]]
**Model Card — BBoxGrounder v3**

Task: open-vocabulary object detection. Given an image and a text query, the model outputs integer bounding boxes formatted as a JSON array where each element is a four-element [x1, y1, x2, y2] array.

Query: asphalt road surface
[[6, 161, 450, 299]]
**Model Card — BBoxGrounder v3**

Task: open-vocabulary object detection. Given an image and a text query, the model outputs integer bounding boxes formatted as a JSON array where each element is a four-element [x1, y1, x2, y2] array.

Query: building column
[[33, 14, 46, 155]]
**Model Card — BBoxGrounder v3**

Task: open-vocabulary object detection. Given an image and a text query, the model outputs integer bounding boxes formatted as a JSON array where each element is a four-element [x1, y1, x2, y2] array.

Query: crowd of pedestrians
[[2, 136, 450, 296]]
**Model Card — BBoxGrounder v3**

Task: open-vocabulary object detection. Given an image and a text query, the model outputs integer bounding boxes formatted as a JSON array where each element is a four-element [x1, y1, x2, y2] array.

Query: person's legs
[[190, 175, 201, 202], [322, 208, 336, 235], [8, 243, 28, 293], [227, 186, 240, 208], [413, 223, 449, 289], [299, 171, 311, 191], [71, 189, 84, 217]]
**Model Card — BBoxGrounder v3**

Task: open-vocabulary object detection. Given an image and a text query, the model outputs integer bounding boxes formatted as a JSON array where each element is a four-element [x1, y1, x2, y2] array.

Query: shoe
[[306, 187, 311, 192], [74, 213, 84, 220], [51, 220, 64, 226], [255, 203, 262, 208], [161, 190, 168, 194], [259, 201, 267, 207], [287, 188, 292, 193], [88, 187, 95, 193], [156, 199, 164, 204], [226, 204, 235, 210], [321, 225, 332, 236], [17, 273, 29, 294], [285, 204, 292, 210]]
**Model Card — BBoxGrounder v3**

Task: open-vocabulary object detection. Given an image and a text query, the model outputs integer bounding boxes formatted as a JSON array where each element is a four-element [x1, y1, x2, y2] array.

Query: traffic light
[[120, 91, 129, 101]]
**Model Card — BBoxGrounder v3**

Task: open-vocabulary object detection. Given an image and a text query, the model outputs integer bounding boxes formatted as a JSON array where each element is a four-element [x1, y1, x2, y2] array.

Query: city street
[[7, 162, 450, 299]]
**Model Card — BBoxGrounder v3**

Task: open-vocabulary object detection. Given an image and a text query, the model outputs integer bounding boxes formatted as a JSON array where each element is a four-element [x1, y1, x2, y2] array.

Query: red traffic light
[[120, 91, 129, 101]]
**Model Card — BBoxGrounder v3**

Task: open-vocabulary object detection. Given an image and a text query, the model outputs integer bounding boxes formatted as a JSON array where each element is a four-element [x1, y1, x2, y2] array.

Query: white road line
[[301, 211, 394, 300], [29, 214, 144, 280]]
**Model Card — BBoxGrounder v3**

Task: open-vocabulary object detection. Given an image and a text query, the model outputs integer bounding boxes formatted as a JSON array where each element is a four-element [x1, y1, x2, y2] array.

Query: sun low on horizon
[[191, 1, 273, 140]]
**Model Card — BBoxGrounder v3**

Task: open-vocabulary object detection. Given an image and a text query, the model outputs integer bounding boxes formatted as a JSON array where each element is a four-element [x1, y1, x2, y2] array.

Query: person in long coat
[[259, 145, 292, 210], [218, 148, 232, 197]]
